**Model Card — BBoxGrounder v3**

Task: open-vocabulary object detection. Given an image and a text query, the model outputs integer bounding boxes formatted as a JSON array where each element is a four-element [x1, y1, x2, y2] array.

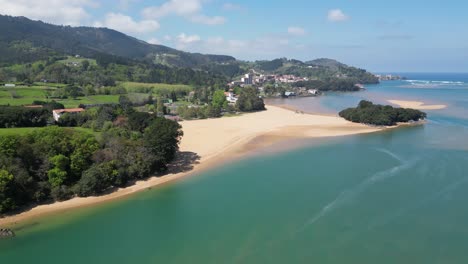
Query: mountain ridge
[[0, 15, 235, 68]]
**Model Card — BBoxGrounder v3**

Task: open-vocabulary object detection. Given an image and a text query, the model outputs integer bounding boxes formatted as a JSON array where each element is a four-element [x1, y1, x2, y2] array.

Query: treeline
[[0, 56, 228, 89], [0, 101, 65, 128], [0, 106, 49, 128], [0, 106, 183, 214], [339, 100, 427, 126], [293, 79, 361, 92]]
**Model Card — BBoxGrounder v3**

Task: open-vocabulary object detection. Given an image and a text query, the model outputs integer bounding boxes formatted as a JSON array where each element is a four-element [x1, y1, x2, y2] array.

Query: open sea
[[1, 73, 468, 263]]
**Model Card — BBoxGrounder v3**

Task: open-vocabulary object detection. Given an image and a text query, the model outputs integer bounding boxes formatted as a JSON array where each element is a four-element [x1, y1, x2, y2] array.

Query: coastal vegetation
[[236, 87, 266, 112], [339, 100, 427, 126], [292, 79, 362, 92], [0, 106, 183, 214]]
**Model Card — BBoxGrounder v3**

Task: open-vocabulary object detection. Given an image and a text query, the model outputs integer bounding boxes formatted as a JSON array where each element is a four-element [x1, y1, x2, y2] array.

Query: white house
[[308, 89, 319, 95], [224, 92, 238, 103], [52, 108, 85, 122]]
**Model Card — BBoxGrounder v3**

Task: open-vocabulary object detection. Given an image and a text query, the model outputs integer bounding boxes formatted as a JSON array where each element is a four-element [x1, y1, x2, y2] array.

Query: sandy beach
[[0, 105, 383, 227], [388, 99, 447, 110]]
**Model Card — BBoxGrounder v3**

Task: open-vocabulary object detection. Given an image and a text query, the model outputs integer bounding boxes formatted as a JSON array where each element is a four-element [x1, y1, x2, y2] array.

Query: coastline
[[388, 99, 447, 110], [0, 105, 384, 227]]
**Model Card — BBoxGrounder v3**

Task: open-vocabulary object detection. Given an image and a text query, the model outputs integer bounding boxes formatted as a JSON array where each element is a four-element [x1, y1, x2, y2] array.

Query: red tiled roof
[[53, 108, 85, 113]]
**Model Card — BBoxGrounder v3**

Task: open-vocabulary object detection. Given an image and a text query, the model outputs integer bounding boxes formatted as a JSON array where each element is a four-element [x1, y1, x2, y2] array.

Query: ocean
[[1, 73, 468, 263]]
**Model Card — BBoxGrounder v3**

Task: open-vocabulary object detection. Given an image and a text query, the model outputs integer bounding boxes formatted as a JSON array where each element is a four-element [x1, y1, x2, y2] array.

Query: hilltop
[[250, 58, 378, 84], [0, 15, 235, 69]]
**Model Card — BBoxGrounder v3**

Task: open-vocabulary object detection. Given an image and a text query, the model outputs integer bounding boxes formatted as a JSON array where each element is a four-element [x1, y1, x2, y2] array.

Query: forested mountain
[[252, 58, 379, 84], [0, 15, 377, 84], [0, 15, 235, 68]]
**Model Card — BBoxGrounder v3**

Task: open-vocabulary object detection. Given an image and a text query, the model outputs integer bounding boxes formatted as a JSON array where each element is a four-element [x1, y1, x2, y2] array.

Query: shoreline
[[0, 105, 386, 227], [388, 99, 447, 110]]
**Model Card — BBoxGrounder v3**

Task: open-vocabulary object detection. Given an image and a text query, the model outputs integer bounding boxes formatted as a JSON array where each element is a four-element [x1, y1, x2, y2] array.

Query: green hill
[[0, 15, 235, 68], [251, 58, 378, 84]]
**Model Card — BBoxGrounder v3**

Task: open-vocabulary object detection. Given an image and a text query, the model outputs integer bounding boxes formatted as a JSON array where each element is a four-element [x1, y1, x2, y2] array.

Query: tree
[[143, 118, 183, 170], [212, 90, 228, 109], [204, 105, 221, 118], [48, 154, 69, 187], [119, 95, 133, 113], [127, 112, 154, 132], [0, 169, 15, 213], [81, 60, 90, 71], [236, 86, 265, 112], [70, 134, 99, 180], [156, 97, 166, 116]]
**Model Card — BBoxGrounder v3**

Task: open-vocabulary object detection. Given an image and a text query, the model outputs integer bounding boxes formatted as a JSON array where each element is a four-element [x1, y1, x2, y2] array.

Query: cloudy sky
[[1, 0, 467, 72]]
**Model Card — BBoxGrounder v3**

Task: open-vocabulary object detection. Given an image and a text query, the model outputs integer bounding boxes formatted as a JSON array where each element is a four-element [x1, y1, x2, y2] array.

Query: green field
[[0, 81, 190, 108], [56, 95, 120, 108], [0, 85, 120, 108], [119, 82, 193, 94], [0, 127, 99, 136]]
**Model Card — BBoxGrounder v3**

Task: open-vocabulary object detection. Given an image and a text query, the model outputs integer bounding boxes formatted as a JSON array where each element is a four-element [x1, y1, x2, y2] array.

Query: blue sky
[[1, 0, 467, 72]]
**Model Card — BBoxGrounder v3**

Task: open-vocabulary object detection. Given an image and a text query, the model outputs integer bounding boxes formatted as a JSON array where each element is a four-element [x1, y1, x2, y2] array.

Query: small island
[[339, 100, 427, 126]]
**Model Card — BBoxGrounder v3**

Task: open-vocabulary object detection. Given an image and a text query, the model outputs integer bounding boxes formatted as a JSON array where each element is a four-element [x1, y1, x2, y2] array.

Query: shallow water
[[1, 73, 467, 263]]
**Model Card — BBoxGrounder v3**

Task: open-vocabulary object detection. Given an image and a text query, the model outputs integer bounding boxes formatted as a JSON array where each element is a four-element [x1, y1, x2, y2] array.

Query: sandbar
[[388, 100, 447, 110]]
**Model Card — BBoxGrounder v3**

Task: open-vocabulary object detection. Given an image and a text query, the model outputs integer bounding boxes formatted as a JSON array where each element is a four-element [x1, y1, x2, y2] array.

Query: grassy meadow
[[0, 84, 120, 108], [0, 82, 193, 108], [0, 127, 99, 136]]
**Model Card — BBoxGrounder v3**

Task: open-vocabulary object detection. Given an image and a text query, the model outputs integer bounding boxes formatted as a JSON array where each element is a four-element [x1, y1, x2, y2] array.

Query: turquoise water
[[1, 73, 468, 263]]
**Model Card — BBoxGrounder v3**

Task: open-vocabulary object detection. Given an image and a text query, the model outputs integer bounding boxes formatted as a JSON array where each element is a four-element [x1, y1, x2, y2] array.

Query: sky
[[0, 0, 467, 72]]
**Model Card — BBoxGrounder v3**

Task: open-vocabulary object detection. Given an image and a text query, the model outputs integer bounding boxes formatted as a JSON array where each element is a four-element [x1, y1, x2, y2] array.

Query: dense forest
[[339, 100, 427, 126], [0, 15, 235, 68], [0, 105, 183, 214]]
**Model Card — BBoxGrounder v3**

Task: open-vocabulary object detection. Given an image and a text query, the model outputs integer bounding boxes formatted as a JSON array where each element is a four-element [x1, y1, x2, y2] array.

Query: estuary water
[[1, 73, 468, 263]]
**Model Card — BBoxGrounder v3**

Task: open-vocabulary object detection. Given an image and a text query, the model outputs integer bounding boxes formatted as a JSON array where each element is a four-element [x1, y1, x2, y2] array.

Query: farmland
[[0, 82, 194, 108]]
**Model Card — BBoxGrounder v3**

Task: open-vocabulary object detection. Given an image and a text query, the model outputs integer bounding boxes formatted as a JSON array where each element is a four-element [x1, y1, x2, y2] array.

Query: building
[[224, 92, 238, 103], [308, 89, 319, 95], [241, 73, 254, 85], [52, 108, 85, 122], [4, 84, 15, 87]]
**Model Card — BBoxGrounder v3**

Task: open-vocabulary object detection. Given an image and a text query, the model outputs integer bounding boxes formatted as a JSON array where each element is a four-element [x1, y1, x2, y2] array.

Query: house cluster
[[229, 71, 309, 87], [283, 87, 319, 97], [375, 74, 404, 81]]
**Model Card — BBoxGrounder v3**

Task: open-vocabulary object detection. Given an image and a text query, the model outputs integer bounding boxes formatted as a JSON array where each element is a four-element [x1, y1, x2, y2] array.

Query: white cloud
[[222, 3, 245, 11], [94, 13, 160, 35], [119, 0, 139, 10], [327, 9, 350, 22], [288, 26, 306, 36], [142, 0, 202, 18], [176, 33, 201, 44], [142, 0, 225, 25], [190, 14, 226, 25], [147, 38, 161, 45], [168, 34, 301, 59], [0, 0, 96, 25]]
